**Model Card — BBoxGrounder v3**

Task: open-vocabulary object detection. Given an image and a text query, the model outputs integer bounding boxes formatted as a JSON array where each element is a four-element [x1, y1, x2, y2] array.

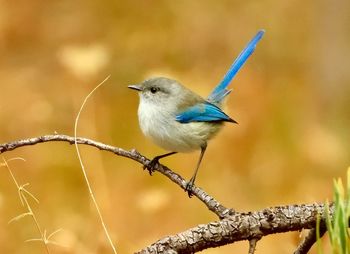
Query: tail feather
[[208, 30, 265, 104]]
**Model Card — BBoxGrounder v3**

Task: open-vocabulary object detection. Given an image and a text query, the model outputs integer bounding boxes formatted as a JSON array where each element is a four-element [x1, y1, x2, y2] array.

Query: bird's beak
[[128, 84, 143, 91]]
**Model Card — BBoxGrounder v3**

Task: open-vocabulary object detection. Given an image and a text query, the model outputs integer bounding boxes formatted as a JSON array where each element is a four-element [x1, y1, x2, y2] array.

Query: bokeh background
[[0, 0, 349, 253]]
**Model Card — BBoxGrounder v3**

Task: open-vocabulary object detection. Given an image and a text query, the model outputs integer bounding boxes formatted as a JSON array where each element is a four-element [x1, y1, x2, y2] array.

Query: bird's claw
[[185, 179, 195, 198], [143, 158, 159, 175]]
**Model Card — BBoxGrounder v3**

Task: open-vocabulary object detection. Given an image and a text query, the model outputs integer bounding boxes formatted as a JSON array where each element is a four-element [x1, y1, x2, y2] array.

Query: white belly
[[138, 100, 222, 152]]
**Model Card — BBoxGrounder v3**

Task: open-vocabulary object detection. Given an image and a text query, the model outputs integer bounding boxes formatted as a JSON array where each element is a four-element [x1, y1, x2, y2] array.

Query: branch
[[1, 135, 332, 253], [248, 238, 259, 254], [0, 134, 231, 218], [293, 226, 327, 254], [136, 203, 332, 254]]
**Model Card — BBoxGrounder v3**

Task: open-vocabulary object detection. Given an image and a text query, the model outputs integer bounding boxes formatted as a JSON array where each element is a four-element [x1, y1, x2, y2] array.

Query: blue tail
[[208, 30, 265, 104]]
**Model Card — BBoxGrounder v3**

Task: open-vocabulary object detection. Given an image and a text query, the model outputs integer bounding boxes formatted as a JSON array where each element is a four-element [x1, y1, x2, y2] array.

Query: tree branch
[[293, 226, 327, 254], [136, 204, 333, 254], [248, 238, 259, 254], [0, 135, 332, 253], [0, 134, 231, 218]]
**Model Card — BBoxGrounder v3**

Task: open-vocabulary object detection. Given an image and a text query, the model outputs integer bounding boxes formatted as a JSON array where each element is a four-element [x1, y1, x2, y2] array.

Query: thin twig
[[0, 134, 230, 218], [294, 226, 327, 254], [248, 238, 259, 254]]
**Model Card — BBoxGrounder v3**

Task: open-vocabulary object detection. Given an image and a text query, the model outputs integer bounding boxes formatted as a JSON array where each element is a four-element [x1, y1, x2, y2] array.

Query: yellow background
[[0, 0, 349, 253]]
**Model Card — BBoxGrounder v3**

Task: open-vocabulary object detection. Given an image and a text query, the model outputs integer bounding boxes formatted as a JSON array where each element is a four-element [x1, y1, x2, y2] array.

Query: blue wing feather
[[208, 30, 265, 104], [176, 102, 236, 123]]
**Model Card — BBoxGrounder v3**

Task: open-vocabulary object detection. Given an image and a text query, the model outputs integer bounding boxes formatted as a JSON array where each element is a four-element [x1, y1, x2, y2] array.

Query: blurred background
[[0, 0, 349, 253]]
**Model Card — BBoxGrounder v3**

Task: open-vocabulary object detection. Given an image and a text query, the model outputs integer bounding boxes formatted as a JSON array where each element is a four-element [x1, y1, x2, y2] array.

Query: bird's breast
[[137, 100, 222, 152]]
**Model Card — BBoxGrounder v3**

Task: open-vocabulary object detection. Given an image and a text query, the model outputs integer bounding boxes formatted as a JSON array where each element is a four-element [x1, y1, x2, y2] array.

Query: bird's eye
[[150, 87, 158, 94]]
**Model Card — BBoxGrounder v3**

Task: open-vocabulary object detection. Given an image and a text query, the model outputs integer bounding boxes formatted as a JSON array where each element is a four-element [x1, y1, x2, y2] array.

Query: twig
[[248, 238, 259, 254], [0, 135, 230, 218], [293, 226, 327, 254]]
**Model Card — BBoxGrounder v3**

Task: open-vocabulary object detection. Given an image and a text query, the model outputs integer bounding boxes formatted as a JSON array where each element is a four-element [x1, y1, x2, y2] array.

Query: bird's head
[[128, 77, 186, 106]]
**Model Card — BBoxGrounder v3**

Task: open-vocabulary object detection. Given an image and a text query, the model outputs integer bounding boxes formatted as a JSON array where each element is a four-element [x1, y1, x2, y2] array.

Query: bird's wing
[[176, 102, 236, 123], [207, 30, 265, 104]]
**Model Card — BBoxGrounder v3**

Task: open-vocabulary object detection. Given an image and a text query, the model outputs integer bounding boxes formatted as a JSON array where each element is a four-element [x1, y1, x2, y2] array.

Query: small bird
[[128, 30, 265, 197]]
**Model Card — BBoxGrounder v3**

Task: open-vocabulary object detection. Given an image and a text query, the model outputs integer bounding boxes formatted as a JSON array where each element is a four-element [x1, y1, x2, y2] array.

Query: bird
[[128, 30, 265, 197]]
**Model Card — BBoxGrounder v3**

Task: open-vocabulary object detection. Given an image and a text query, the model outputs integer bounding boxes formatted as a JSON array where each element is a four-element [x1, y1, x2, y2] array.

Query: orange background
[[0, 1, 349, 253]]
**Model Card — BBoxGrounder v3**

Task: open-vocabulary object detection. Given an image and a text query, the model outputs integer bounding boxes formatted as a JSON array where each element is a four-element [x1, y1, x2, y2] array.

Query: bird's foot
[[143, 157, 160, 175], [185, 178, 195, 198]]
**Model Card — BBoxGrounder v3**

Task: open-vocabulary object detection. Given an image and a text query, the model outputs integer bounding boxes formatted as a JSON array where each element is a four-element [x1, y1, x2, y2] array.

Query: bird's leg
[[185, 143, 207, 197], [144, 151, 177, 175]]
